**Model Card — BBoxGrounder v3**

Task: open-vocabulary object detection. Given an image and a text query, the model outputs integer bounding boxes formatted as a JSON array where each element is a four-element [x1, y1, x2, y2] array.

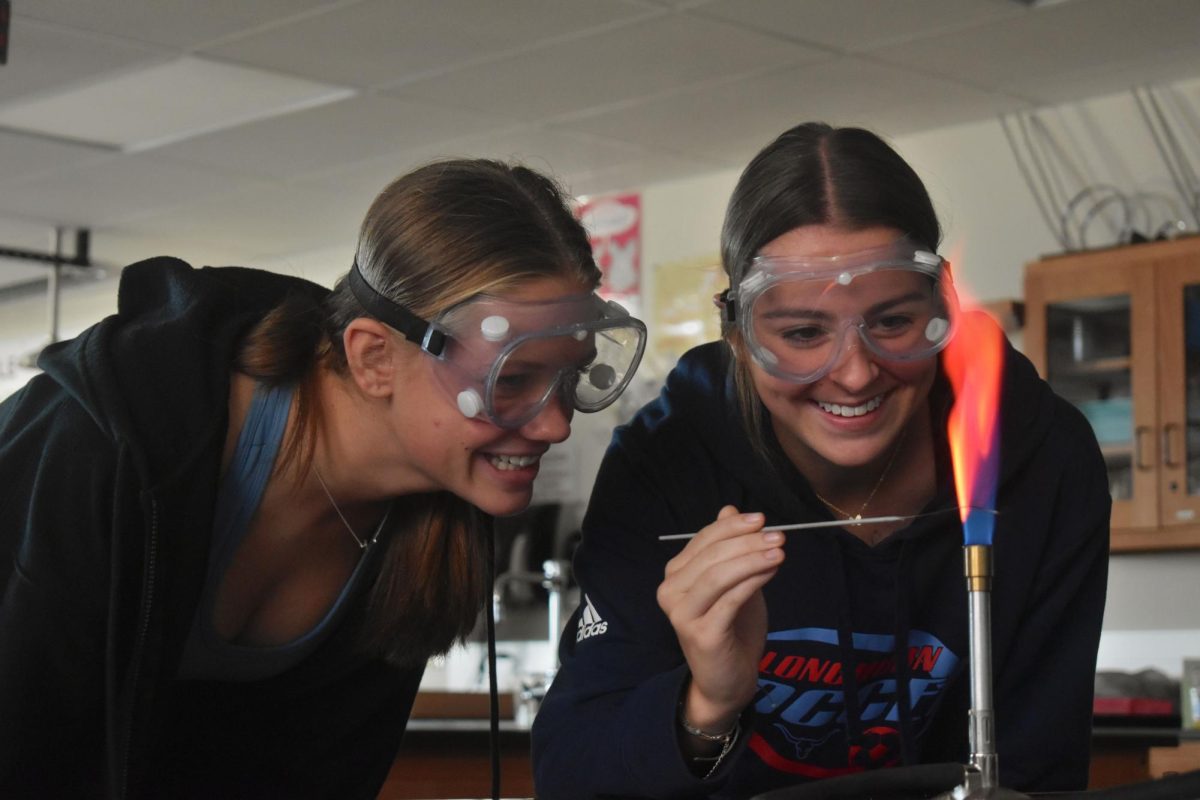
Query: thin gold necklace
[[812, 426, 909, 522], [313, 468, 386, 550]]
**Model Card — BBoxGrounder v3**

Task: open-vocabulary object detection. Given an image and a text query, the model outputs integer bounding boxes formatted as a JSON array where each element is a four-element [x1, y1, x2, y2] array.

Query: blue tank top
[[177, 384, 379, 682]]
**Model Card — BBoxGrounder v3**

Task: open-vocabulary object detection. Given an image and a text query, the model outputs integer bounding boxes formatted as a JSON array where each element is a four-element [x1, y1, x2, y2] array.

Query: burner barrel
[[965, 544, 998, 790]]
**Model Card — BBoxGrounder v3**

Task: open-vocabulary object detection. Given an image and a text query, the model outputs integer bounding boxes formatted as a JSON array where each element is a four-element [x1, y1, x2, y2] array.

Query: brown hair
[[719, 123, 942, 461], [237, 159, 599, 666]]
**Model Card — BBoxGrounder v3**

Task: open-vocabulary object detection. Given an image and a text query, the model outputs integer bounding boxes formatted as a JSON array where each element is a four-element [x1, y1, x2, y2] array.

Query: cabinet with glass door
[[1024, 235, 1200, 551]]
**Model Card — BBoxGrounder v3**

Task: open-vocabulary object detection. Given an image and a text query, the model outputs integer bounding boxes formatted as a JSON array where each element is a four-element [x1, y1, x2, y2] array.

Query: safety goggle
[[349, 265, 647, 428], [720, 238, 957, 384]]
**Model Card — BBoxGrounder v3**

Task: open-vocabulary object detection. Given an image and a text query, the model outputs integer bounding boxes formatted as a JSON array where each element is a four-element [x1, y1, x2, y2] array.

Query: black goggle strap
[[348, 261, 447, 357], [715, 288, 737, 323]]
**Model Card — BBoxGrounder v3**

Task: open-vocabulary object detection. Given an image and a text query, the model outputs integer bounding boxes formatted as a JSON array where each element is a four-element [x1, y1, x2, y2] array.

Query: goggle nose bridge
[[817, 316, 874, 372]]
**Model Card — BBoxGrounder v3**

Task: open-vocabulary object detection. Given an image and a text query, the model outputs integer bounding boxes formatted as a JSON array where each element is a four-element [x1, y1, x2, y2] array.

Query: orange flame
[[943, 290, 1005, 544]]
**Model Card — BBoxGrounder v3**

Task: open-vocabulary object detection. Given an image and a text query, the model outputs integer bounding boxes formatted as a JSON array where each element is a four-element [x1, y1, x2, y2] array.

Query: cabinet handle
[[1163, 423, 1182, 468], [1136, 425, 1155, 471]]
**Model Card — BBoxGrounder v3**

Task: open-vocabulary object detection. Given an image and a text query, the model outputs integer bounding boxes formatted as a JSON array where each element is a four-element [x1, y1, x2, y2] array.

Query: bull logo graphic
[[774, 725, 839, 760]]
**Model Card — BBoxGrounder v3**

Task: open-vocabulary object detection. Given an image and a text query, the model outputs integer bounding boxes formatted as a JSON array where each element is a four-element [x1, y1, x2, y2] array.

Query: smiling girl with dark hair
[[533, 123, 1108, 800]]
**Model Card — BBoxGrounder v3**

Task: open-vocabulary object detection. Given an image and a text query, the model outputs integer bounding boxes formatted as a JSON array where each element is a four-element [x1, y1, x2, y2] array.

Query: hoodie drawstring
[[893, 537, 917, 767], [829, 538, 868, 768]]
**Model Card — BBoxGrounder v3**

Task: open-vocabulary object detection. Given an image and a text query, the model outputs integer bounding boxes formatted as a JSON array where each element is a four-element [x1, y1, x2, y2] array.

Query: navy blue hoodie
[[532, 327, 1109, 799]]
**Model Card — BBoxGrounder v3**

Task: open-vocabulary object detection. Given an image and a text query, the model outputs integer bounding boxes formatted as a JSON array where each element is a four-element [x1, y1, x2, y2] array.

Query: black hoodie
[[0, 259, 423, 799], [532, 322, 1109, 800]]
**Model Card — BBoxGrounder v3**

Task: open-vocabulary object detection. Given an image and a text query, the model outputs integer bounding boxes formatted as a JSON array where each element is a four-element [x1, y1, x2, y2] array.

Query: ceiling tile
[[0, 19, 166, 104], [286, 150, 480, 200], [693, 0, 1021, 52], [0, 0, 1199, 285], [407, 127, 656, 182], [150, 94, 512, 180], [869, 0, 1200, 103], [640, 0, 715, 8], [0, 155, 268, 228], [553, 58, 1027, 166], [201, 0, 654, 88], [563, 151, 729, 198], [118, 181, 367, 267], [388, 13, 825, 121], [0, 57, 354, 152], [0, 129, 111, 185], [18, 1, 338, 49], [291, 125, 659, 198]]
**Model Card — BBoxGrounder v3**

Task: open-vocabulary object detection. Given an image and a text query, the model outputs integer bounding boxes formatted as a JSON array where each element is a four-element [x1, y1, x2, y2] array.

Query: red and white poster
[[575, 192, 640, 299]]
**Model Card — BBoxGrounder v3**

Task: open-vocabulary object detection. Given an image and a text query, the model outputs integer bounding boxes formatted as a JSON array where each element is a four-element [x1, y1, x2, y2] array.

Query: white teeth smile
[[488, 454, 539, 471], [817, 395, 883, 417]]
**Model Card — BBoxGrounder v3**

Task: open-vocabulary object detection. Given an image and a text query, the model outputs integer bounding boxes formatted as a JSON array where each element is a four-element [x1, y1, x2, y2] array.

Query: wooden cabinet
[[1089, 734, 1200, 789], [1024, 235, 1200, 551], [378, 692, 533, 800], [1150, 740, 1200, 778], [379, 727, 534, 799]]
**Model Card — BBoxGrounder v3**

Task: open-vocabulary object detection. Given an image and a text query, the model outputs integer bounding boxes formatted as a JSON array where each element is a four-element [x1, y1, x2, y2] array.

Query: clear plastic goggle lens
[[432, 294, 646, 429], [742, 263, 954, 383], [485, 320, 645, 427]]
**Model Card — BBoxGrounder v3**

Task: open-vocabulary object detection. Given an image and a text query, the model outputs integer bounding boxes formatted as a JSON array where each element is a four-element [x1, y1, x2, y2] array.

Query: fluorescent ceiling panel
[[0, 56, 355, 152]]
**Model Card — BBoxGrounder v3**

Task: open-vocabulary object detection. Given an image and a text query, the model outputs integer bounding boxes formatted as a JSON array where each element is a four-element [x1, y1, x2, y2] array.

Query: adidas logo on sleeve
[[576, 594, 609, 641]]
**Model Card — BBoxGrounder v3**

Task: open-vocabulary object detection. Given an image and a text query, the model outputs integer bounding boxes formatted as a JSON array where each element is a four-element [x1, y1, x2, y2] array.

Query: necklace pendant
[[851, 514, 862, 521]]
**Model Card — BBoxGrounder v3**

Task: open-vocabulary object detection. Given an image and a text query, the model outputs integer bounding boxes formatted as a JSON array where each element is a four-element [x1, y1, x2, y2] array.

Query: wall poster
[[575, 192, 640, 299]]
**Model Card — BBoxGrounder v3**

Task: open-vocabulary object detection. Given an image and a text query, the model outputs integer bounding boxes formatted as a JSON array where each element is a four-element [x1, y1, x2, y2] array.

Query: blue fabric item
[[178, 384, 371, 681]]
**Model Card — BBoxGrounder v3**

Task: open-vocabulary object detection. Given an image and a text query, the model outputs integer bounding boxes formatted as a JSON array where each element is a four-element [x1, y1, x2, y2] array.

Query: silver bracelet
[[692, 720, 740, 779], [680, 713, 738, 744]]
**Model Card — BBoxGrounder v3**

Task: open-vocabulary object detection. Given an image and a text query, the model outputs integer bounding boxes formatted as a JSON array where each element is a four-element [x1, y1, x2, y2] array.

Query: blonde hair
[[238, 159, 599, 665]]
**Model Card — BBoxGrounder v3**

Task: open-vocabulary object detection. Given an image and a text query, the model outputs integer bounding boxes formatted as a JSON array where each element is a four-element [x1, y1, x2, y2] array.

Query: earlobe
[[343, 319, 398, 397]]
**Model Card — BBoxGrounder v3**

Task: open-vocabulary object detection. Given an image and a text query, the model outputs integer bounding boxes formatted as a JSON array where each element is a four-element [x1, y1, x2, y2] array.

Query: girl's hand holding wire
[[656, 505, 784, 737]]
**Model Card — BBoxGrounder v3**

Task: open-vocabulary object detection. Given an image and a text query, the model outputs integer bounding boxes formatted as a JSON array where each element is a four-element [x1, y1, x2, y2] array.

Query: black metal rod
[[0, 0, 10, 66], [0, 229, 91, 267], [47, 229, 63, 344]]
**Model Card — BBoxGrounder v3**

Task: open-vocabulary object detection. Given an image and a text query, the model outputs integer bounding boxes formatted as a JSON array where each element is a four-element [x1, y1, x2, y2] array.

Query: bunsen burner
[[749, 765, 1200, 800]]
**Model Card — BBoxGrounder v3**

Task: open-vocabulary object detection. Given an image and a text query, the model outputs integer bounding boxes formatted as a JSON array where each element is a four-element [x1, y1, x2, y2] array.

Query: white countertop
[[420, 640, 557, 695]]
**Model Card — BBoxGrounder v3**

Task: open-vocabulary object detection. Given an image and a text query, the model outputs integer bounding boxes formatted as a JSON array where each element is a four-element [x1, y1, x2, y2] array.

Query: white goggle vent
[[925, 317, 950, 342], [480, 315, 510, 342], [457, 388, 484, 418]]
